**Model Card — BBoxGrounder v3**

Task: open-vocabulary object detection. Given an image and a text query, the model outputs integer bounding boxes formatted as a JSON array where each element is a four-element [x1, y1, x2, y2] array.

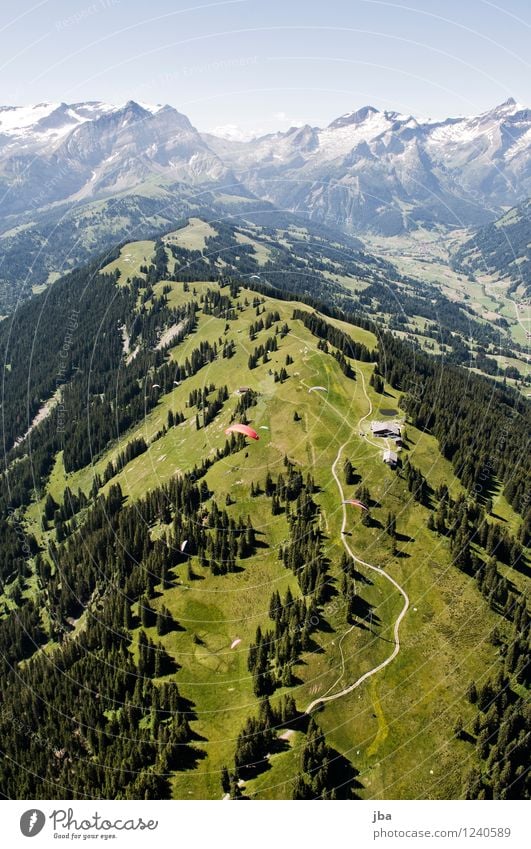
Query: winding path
[[305, 366, 410, 713]]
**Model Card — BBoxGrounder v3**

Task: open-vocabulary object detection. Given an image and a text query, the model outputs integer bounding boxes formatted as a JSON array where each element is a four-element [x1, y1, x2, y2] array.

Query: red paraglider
[[343, 498, 368, 511], [225, 423, 259, 440]]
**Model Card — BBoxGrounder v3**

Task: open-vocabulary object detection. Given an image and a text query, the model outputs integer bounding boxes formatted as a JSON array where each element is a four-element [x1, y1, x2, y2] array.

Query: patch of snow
[[0, 101, 114, 145], [312, 111, 395, 161]]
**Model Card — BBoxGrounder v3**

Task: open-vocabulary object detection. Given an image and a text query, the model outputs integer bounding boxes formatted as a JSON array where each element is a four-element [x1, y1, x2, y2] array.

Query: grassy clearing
[[163, 218, 217, 251], [100, 240, 155, 281], [233, 231, 272, 265]]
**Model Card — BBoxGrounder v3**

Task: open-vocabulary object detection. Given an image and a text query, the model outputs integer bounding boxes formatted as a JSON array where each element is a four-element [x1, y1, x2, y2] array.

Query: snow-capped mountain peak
[[0, 99, 235, 216], [0, 101, 122, 159], [205, 98, 530, 234], [484, 97, 521, 116], [0, 98, 529, 236], [0, 100, 180, 150], [328, 105, 379, 129]]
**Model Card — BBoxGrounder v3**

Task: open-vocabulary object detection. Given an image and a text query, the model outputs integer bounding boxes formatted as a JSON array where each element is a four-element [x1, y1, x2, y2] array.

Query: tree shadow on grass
[[320, 577, 338, 605], [314, 616, 335, 635], [508, 556, 530, 579], [351, 567, 373, 586], [457, 730, 476, 745], [327, 752, 364, 798], [167, 743, 207, 772], [349, 595, 380, 626], [301, 634, 326, 653], [237, 737, 292, 782], [367, 516, 383, 529], [396, 531, 414, 543], [161, 616, 185, 634], [178, 695, 199, 722]]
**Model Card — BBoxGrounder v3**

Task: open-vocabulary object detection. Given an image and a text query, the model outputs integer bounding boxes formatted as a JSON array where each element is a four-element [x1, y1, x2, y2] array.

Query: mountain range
[[207, 98, 531, 233], [0, 97, 530, 310]]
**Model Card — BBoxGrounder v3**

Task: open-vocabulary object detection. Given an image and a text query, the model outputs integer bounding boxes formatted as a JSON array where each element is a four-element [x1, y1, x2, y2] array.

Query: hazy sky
[[1, 0, 529, 137]]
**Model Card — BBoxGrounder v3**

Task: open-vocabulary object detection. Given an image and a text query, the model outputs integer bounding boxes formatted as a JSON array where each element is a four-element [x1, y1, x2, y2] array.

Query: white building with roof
[[371, 421, 401, 438], [383, 449, 398, 466]]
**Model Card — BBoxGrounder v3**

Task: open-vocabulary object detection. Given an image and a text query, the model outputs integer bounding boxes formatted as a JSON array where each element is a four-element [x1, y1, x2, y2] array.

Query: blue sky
[[1, 0, 529, 136]]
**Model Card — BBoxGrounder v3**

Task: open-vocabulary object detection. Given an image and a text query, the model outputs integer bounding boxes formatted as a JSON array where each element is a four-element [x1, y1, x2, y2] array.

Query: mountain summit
[[207, 98, 530, 234], [0, 100, 232, 217]]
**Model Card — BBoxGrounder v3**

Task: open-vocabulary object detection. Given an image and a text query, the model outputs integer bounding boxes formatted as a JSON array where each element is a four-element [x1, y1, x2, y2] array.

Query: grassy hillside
[[3, 250, 527, 801]]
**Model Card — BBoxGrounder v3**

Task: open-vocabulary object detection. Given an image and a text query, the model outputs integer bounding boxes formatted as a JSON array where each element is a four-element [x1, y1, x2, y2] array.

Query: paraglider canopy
[[180, 540, 188, 552], [308, 385, 327, 393], [225, 423, 259, 440], [343, 499, 368, 511]]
